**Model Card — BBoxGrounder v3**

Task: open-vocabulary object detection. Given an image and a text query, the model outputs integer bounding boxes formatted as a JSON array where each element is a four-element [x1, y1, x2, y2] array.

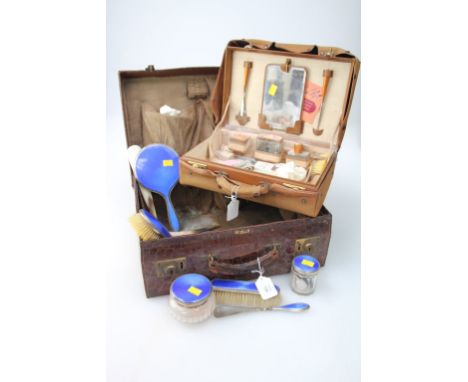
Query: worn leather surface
[[121, 65, 334, 298], [141, 203, 332, 297]]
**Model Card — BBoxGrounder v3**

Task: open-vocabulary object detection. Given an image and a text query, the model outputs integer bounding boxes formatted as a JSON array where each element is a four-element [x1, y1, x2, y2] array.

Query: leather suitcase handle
[[216, 174, 313, 198], [208, 245, 279, 276], [240, 39, 351, 57], [180, 160, 312, 198], [216, 175, 269, 198]]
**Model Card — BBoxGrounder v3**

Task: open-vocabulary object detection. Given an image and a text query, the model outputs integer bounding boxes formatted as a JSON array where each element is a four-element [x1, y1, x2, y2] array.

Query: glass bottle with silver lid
[[169, 273, 215, 323], [290, 254, 320, 295]]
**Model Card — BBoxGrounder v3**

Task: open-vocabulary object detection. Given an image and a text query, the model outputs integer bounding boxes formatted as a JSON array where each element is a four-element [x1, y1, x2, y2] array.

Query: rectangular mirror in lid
[[259, 63, 307, 134]]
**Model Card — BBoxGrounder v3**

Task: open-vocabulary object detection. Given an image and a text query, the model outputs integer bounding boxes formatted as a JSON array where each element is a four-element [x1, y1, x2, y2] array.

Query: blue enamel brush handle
[[213, 302, 310, 318], [164, 195, 180, 232], [273, 303, 310, 312], [140, 209, 171, 238], [212, 279, 281, 294]]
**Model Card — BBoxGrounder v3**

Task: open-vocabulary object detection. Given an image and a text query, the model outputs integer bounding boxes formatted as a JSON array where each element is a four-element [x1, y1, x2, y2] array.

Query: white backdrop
[[107, 0, 360, 128], [107, 1, 360, 381]]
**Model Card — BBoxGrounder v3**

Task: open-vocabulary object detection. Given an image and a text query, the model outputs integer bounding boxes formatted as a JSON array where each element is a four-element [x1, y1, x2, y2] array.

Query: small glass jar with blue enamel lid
[[291, 254, 321, 295], [169, 273, 215, 323]]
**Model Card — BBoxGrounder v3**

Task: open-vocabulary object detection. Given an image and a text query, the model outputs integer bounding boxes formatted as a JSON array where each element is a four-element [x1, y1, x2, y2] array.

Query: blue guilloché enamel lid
[[293, 254, 320, 273], [170, 274, 212, 305]]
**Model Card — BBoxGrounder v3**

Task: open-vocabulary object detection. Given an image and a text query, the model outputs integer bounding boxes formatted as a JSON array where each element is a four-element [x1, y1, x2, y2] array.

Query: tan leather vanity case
[[119, 50, 333, 297], [180, 39, 360, 217]]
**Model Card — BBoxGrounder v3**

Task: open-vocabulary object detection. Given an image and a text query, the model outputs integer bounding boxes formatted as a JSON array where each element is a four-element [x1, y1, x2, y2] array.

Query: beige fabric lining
[[142, 101, 214, 155], [227, 50, 353, 146], [121, 75, 217, 147], [121, 74, 218, 212]]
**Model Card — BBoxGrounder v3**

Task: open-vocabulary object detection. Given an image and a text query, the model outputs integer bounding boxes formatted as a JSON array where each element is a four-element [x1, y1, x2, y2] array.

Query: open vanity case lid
[[119, 66, 221, 223], [210, 39, 360, 151], [119, 66, 219, 150]]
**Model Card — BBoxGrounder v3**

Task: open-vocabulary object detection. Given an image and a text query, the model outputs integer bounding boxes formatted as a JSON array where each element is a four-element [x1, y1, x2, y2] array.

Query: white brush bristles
[[213, 289, 281, 308]]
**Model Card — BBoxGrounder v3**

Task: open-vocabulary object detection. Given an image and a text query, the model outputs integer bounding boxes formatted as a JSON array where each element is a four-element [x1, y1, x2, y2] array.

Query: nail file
[[213, 302, 310, 318], [236, 61, 253, 125]]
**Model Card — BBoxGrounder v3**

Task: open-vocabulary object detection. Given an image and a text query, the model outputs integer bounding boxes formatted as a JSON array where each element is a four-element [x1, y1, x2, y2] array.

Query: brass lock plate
[[154, 257, 186, 277], [295, 236, 321, 255]]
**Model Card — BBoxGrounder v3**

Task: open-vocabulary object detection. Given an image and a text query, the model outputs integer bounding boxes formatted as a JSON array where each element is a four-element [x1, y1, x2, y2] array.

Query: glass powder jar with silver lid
[[291, 254, 320, 295], [169, 273, 215, 323]]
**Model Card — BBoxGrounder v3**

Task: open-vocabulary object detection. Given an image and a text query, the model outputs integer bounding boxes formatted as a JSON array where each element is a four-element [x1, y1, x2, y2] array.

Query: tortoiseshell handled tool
[[236, 61, 253, 125], [313, 69, 334, 136]]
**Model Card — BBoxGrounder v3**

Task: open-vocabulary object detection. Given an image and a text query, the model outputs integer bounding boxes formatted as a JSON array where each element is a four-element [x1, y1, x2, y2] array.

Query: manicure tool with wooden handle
[[236, 61, 253, 125], [313, 69, 334, 136]]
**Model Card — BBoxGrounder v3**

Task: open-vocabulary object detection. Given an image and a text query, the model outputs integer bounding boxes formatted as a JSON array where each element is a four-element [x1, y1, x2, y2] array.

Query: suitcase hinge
[[282, 183, 306, 191], [234, 229, 250, 235], [187, 160, 208, 169], [319, 48, 335, 58]]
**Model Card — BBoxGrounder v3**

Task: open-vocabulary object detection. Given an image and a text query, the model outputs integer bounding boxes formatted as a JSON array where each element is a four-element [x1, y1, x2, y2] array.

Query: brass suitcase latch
[[154, 257, 186, 277], [282, 183, 306, 191], [295, 236, 321, 255], [187, 160, 208, 169]]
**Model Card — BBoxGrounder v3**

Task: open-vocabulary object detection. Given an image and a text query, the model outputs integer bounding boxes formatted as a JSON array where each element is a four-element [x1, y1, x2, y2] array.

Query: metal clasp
[[154, 257, 186, 277], [187, 160, 208, 169], [282, 183, 306, 191]]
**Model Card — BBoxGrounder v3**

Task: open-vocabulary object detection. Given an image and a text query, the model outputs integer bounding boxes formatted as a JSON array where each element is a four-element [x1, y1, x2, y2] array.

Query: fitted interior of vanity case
[[184, 48, 355, 187], [226, 49, 353, 144], [120, 69, 312, 234]]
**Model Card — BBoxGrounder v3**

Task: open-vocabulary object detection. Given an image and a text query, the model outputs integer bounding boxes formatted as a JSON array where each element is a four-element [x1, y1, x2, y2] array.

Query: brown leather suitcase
[[180, 39, 360, 217], [120, 64, 332, 298]]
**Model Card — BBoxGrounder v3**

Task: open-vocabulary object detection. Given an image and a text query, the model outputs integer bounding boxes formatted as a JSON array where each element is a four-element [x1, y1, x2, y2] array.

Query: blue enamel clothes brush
[[212, 279, 309, 318], [212, 279, 281, 308], [129, 209, 172, 241], [135, 144, 180, 231]]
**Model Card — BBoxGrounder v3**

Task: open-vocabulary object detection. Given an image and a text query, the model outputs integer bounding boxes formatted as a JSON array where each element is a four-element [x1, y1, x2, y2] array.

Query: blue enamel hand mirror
[[135, 144, 180, 231]]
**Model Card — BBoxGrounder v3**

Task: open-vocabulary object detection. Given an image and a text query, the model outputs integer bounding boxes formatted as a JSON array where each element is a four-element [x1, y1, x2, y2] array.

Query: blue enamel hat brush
[[128, 209, 171, 241]]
